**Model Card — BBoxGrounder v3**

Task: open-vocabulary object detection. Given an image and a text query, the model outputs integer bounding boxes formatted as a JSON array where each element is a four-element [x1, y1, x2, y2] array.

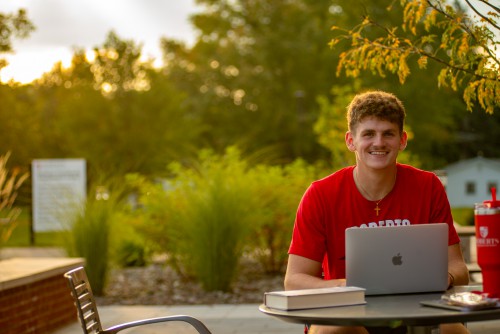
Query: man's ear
[[345, 131, 356, 152], [400, 131, 408, 151]]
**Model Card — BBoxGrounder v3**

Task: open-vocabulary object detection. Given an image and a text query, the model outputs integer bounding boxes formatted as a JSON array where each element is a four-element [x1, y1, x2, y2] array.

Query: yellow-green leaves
[[330, 0, 499, 113]]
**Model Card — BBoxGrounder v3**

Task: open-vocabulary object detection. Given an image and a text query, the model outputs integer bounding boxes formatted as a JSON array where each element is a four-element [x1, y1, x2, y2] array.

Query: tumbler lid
[[484, 187, 500, 208]]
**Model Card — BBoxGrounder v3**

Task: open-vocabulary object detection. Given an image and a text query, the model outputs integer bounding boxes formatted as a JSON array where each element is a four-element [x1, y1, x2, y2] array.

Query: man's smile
[[370, 151, 388, 155]]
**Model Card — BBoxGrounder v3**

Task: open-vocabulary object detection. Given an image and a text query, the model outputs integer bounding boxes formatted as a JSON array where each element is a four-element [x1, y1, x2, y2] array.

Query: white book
[[264, 286, 366, 310]]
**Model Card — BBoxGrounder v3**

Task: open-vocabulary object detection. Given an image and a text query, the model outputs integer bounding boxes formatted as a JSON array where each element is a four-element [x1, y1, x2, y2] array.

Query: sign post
[[31, 159, 87, 233]]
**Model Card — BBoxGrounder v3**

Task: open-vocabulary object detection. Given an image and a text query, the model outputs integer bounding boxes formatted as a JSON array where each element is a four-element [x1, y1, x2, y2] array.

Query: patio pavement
[[51, 303, 500, 334]]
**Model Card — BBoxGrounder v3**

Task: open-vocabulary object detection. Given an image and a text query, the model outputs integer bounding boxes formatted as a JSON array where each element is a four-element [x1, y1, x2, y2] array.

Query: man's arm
[[284, 254, 346, 290], [447, 243, 469, 287]]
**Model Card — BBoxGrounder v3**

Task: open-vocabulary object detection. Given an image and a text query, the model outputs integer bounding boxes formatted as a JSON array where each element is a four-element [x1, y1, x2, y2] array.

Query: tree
[[29, 32, 203, 177], [2, 2, 495, 174], [0, 9, 34, 77], [161, 0, 341, 162], [91, 31, 149, 97], [330, 0, 499, 113], [162, 0, 479, 168], [314, 84, 359, 168], [0, 9, 35, 168]]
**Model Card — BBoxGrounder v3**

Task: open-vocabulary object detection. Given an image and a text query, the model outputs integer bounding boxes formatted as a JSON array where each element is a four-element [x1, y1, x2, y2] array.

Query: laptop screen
[[345, 224, 448, 295]]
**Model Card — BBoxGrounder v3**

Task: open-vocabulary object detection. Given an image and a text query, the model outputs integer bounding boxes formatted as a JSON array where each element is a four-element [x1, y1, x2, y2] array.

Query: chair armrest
[[101, 315, 212, 334]]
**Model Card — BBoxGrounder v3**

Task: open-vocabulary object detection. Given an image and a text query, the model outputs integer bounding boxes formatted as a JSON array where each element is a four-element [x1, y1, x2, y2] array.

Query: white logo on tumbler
[[477, 226, 500, 247], [480, 226, 489, 238]]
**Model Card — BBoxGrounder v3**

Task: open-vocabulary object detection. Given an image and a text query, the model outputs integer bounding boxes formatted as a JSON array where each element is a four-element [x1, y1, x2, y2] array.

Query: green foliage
[[3, 209, 74, 247], [1, 1, 498, 176], [0, 9, 34, 70], [123, 173, 187, 265], [3, 209, 70, 247], [111, 207, 152, 268], [180, 170, 254, 291], [64, 184, 124, 295], [91, 31, 148, 96], [132, 147, 257, 291], [314, 85, 358, 169], [16, 32, 202, 177], [246, 159, 320, 274], [330, 0, 499, 113], [0, 152, 29, 248], [452, 207, 475, 226], [130, 147, 320, 290], [2, 209, 30, 246], [115, 239, 148, 267], [161, 0, 339, 162]]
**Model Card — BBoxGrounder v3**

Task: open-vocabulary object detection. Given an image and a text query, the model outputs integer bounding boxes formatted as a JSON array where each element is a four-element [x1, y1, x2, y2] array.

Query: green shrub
[[130, 148, 259, 291], [246, 160, 320, 274], [168, 148, 257, 291], [129, 147, 323, 289], [109, 206, 152, 268], [180, 172, 255, 290], [124, 173, 182, 268], [452, 207, 475, 226], [115, 239, 148, 267], [64, 184, 123, 295]]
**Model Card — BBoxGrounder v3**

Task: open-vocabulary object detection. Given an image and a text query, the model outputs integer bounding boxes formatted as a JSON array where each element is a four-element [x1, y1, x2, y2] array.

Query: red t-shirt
[[288, 163, 459, 280]]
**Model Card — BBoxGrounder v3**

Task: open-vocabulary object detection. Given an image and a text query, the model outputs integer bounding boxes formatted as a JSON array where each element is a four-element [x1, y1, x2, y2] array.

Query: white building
[[444, 157, 500, 208]]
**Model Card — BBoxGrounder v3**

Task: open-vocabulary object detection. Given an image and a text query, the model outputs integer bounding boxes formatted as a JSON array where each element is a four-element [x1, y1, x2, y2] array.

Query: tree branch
[[425, 0, 499, 67], [465, 0, 500, 30], [478, 0, 500, 14], [363, 13, 499, 70], [347, 33, 495, 81], [426, 0, 475, 36]]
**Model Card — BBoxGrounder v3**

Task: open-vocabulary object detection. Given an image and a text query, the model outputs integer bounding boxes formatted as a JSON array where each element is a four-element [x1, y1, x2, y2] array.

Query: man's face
[[345, 116, 407, 170]]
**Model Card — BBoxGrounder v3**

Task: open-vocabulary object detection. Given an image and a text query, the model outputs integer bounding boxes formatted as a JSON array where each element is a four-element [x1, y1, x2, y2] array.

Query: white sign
[[32, 159, 87, 231]]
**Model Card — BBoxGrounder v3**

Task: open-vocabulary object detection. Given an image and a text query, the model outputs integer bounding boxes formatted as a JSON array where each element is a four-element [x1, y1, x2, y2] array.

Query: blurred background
[[0, 0, 498, 292]]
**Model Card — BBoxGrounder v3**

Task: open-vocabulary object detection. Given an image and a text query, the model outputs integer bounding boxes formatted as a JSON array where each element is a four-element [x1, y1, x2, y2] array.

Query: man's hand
[[284, 254, 345, 290]]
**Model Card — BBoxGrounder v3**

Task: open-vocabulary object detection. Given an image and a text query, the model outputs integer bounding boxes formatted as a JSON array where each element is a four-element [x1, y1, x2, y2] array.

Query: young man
[[284, 91, 469, 334]]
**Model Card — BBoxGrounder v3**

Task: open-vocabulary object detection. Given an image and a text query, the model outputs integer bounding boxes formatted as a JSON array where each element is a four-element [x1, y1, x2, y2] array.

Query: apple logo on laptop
[[392, 253, 403, 265]]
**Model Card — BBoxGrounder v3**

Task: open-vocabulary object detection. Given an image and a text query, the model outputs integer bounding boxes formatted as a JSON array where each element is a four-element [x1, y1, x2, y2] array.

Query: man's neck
[[354, 164, 398, 201]]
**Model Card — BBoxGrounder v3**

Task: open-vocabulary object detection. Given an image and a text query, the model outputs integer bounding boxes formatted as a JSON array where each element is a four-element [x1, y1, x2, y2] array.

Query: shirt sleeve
[[288, 183, 327, 263], [431, 173, 460, 245]]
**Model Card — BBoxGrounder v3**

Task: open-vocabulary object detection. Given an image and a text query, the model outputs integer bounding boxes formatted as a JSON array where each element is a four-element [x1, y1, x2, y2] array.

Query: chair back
[[64, 266, 103, 334]]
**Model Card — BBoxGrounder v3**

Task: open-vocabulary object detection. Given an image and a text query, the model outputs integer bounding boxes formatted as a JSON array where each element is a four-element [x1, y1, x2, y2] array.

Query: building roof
[[444, 156, 500, 173]]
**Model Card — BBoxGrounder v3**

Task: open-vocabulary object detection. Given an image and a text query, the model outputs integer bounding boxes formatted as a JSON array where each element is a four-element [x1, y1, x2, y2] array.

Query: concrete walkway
[[51, 304, 303, 334], [51, 303, 500, 334]]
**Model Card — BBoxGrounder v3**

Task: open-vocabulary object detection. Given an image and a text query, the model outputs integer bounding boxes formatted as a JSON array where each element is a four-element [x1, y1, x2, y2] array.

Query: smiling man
[[284, 91, 470, 334]]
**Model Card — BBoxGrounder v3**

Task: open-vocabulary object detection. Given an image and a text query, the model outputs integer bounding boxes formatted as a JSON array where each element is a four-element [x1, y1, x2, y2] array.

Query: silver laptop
[[345, 224, 448, 295]]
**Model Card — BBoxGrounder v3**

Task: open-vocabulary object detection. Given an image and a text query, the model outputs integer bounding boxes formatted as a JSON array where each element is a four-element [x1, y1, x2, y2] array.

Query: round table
[[259, 288, 500, 334]]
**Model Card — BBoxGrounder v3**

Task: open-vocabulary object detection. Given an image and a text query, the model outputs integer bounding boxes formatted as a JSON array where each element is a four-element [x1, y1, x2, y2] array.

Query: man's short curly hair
[[347, 91, 406, 134]]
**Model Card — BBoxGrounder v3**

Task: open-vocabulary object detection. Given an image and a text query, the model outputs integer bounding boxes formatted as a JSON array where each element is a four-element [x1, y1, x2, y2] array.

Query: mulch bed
[[95, 257, 284, 305]]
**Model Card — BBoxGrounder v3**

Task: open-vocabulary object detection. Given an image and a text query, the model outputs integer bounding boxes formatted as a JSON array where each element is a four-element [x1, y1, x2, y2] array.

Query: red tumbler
[[475, 187, 500, 298]]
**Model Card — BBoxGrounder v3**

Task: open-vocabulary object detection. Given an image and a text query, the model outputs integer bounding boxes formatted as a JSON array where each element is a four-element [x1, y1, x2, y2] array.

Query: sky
[[0, 0, 199, 84]]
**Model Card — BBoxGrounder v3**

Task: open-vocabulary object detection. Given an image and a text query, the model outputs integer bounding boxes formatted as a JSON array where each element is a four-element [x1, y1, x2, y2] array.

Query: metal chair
[[64, 266, 213, 334]]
